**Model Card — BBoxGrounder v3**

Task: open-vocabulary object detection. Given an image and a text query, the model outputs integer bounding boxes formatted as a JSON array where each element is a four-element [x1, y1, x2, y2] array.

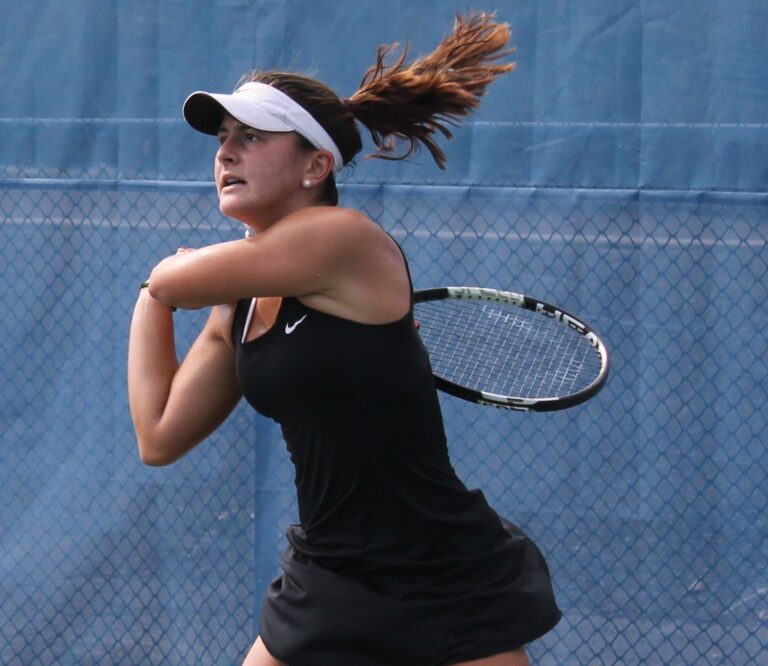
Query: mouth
[[221, 176, 246, 191]]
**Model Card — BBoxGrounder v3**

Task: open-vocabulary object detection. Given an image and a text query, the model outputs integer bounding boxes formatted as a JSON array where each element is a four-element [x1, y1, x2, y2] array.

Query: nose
[[216, 135, 236, 164]]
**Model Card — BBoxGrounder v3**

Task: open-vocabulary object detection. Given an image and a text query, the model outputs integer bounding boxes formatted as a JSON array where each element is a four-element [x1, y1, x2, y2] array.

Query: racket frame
[[414, 286, 610, 412]]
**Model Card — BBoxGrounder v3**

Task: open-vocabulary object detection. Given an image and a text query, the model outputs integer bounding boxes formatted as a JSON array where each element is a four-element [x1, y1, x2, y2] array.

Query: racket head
[[414, 286, 610, 411]]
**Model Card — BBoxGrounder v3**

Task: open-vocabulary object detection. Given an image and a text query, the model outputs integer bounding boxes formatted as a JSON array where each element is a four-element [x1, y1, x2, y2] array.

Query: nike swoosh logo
[[285, 315, 308, 335]]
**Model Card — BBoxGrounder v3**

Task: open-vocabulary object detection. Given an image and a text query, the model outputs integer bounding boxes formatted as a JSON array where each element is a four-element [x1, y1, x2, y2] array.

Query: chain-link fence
[[1, 180, 765, 664]]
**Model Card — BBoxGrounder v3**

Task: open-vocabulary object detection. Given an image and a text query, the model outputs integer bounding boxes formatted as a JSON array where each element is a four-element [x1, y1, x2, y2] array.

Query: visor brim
[[183, 91, 294, 135]]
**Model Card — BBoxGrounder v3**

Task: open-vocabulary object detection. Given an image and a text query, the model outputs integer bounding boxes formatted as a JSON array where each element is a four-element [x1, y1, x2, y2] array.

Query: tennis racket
[[414, 286, 610, 411]]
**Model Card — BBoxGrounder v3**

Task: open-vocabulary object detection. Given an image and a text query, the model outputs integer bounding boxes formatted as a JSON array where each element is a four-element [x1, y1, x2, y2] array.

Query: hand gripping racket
[[414, 287, 610, 411]]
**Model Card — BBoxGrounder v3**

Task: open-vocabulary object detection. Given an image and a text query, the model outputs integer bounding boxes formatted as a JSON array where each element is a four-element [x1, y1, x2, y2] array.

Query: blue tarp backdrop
[[1, 1, 766, 664]]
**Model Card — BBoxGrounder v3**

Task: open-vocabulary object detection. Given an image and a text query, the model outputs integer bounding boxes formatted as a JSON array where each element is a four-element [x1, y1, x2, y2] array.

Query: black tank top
[[233, 276, 504, 575]]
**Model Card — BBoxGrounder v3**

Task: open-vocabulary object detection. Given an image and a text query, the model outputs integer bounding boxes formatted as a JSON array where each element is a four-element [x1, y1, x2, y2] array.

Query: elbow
[[139, 451, 175, 467], [146, 255, 195, 307], [136, 436, 182, 467], [138, 447, 174, 468], [146, 266, 177, 308]]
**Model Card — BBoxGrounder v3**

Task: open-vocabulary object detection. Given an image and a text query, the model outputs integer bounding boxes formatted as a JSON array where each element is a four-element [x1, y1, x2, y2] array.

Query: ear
[[303, 150, 335, 183]]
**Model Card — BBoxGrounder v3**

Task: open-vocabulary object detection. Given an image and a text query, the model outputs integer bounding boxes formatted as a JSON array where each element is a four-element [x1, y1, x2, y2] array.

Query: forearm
[[127, 288, 180, 462]]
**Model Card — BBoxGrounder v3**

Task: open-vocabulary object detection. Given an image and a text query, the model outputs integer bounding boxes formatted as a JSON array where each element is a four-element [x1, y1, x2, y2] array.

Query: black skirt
[[259, 519, 561, 666]]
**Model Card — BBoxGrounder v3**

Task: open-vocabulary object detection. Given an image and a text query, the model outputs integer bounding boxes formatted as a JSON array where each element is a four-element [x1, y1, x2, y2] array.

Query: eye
[[243, 131, 261, 143]]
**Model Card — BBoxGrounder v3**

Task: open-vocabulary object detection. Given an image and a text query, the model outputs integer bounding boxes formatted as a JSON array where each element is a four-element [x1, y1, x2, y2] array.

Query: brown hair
[[242, 12, 514, 202], [347, 12, 515, 168]]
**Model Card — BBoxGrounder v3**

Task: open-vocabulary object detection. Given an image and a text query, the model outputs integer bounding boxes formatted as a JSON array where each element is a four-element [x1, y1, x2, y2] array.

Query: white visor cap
[[183, 81, 343, 174]]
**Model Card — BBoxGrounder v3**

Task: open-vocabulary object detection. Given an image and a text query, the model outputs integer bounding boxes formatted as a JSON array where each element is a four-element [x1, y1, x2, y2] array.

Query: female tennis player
[[128, 13, 561, 666]]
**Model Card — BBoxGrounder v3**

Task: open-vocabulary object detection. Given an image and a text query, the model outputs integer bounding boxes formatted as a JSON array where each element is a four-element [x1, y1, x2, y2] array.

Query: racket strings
[[415, 299, 602, 399]]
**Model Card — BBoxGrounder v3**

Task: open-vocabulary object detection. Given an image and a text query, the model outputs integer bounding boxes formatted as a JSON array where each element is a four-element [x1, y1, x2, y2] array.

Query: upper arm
[[146, 207, 397, 310]]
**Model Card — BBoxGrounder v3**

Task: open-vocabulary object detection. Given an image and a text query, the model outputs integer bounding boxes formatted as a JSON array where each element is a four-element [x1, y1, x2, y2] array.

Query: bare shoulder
[[280, 205, 401, 267], [298, 206, 400, 263], [279, 205, 387, 244], [285, 207, 409, 323], [275, 204, 402, 277]]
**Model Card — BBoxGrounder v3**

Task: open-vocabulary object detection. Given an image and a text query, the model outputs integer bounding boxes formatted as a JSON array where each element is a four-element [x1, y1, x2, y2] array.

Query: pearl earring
[[302, 178, 312, 188]]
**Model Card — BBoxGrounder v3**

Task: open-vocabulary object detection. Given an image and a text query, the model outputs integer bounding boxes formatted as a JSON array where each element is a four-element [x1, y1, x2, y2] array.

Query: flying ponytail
[[345, 13, 515, 168]]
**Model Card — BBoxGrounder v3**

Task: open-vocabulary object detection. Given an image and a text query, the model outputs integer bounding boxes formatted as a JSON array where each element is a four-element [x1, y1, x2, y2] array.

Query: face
[[214, 113, 312, 228]]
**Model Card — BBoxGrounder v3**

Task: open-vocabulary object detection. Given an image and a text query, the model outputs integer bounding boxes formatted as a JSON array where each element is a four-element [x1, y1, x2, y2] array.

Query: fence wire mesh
[[1, 181, 766, 665]]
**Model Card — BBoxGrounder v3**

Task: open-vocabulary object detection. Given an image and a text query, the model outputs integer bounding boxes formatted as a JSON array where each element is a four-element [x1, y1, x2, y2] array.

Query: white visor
[[183, 81, 343, 174]]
